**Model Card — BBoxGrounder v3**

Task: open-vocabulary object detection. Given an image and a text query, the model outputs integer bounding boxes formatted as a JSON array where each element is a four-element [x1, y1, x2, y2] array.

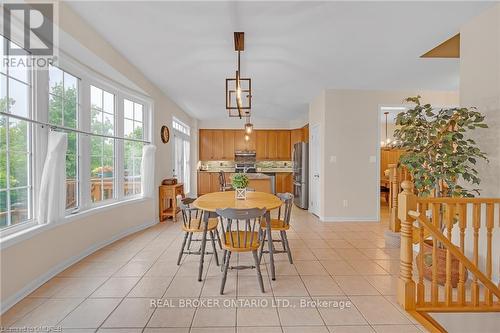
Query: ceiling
[[67, 1, 492, 123]]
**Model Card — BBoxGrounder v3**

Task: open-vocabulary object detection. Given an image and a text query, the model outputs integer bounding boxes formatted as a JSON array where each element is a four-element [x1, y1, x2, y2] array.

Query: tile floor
[[1, 204, 428, 332]]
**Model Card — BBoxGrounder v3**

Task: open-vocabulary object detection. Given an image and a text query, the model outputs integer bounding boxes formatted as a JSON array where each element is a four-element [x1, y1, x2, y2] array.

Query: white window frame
[[0, 44, 153, 238], [172, 117, 191, 194], [123, 97, 145, 198]]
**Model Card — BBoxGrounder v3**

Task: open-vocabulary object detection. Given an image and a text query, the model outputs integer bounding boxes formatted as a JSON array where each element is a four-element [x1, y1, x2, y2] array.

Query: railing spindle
[[445, 203, 454, 305], [471, 203, 481, 306], [457, 203, 467, 305], [431, 203, 439, 305], [417, 203, 426, 305], [485, 203, 494, 305]]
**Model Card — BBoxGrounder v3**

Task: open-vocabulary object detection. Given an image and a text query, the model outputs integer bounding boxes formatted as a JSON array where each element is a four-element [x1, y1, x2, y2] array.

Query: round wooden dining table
[[193, 191, 283, 282]]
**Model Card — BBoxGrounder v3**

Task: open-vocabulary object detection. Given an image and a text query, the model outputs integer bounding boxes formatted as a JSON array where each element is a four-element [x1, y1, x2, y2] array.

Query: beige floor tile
[[283, 326, 329, 332], [145, 261, 180, 277], [316, 298, 367, 326], [319, 232, 344, 240], [114, 261, 154, 277], [237, 327, 281, 333], [334, 276, 380, 296], [192, 303, 236, 327], [349, 296, 412, 325], [237, 275, 271, 296], [302, 275, 345, 296], [277, 297, 324, 326], [373, 260, 400, 275], [360, 249, 392, 260], [348, 260, 388, 275], [99, 329, 143, 333], [304, 239, 331, 249], [102, 298, 155, 328], [52, 277, 107, 298], [328, 326, 375, 333], [29, 278, 71, 297], [311, 248, 342, 260], [91, 277, 140, 297], [147, 305, 196, 327], [236, 297, 280, 326], [325, 240, 354, 249], [364, 275, 398, 295], [321, 260, 358, 276], [0, 297, 47, 327], [288, 248, 317, 261], [59, 298, 121, 328], [164, 275, 203, 297], [372, 325, 422, 333], [144, 328, 189, 333], [294, 260, 329, 276], [270, 275, 308, 296], [203, 276, 237, 297], [191, 328, 235, 333], [266, 261, 298, 275], [128, 276, 173, 297], [335, 249, 368, 261], [12, 298, 83, 327]]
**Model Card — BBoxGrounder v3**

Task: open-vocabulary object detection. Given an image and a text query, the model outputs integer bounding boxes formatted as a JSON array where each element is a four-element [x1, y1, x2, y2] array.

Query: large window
[[0, 36, 33, 230], [90, 85, 115, 203], [48, 66, 79, 210], [124, 99, 144, 197], [172, 118, 190, 193]]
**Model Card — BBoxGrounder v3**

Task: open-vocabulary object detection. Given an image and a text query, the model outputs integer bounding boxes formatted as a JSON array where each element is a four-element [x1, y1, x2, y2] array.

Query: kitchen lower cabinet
[[276, 173, 293, 194]]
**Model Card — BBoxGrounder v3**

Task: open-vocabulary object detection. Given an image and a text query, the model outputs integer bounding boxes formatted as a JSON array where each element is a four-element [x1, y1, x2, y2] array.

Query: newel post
[[388, 163, 400, 232], [397, 180, 417, 310]]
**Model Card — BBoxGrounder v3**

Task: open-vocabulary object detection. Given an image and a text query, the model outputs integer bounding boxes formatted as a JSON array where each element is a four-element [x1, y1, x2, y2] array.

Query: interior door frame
[[309, 124, 320, 217]]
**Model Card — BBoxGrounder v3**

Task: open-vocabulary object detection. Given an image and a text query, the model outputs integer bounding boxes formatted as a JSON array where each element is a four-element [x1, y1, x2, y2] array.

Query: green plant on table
[[231, 174, 249, 189]]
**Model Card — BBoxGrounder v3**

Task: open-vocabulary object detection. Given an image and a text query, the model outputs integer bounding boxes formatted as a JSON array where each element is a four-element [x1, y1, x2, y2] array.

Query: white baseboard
[[319, 216, 379, 222], [0, 220, 157, 314]]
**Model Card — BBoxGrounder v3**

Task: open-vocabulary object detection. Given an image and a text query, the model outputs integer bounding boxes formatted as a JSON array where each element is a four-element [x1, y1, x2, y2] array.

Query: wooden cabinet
[[276, 173, 293, 194], [234, 130, 246, 152], [199, 130, 212, 161], [267, 131, 278, 160], [277, 131, 291, 160], [222, 130, 235, 160], [255, 130, 267, 160], [302, 125, 309, 143], [197, 172, 212, 195], [211, 130, 224, 160]]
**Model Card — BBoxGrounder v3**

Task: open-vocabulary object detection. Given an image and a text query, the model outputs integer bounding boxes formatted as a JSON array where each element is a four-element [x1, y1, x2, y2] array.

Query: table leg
[[266, 210, 276, 280], [198, 211, 209, 282]]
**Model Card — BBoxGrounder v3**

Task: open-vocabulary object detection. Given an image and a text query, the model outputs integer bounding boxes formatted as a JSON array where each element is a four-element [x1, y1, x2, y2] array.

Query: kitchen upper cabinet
[[234, 130, 247, 151], [255, 130, 267, 160], [222, 130, 235, 160], [267, 131, 278, 160], [277, 131, 291, 160], [212, 130, 224, 160], [302, 125, 309, 143], [199, 130, 213, 161]]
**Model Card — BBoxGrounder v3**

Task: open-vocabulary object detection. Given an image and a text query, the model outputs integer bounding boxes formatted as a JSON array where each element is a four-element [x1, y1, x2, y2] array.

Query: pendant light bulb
[[244, 134, 250, 141], [245, 122, 253, 134]]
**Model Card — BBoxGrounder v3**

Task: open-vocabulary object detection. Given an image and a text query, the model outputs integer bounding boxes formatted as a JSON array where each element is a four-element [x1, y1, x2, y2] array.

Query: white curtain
[[141, 144, 157, 198], [38, 131, 67, 224]]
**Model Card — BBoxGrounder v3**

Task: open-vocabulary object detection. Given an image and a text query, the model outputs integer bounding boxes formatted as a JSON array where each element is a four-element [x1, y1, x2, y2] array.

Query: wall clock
[[160, 125, 170, 143]]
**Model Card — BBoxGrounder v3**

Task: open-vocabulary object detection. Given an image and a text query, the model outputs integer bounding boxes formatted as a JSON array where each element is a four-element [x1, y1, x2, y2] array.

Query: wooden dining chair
[[259, 192, 294, 264], [216, 207, 267, 294], [218, 171, 232, 192], [177, 200, 220, 267]]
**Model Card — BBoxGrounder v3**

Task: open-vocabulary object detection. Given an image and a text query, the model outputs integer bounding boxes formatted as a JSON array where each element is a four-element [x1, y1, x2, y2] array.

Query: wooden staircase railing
[[397, 181, 500, 332]]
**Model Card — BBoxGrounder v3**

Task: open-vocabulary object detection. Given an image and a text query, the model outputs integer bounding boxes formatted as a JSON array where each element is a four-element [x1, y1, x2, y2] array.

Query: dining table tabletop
[[193, 191, 283, 281]]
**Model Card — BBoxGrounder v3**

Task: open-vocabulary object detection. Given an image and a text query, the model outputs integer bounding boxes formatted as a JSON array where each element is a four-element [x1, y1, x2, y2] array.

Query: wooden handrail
[[415, 198, 500, 204], [409, 210, 500, 300]]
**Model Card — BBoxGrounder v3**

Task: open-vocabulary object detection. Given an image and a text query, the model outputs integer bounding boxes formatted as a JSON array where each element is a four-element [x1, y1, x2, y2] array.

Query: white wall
[[0, 3, 194, 311], [459, 4, 500, 282], [309, 89, 459, 222]]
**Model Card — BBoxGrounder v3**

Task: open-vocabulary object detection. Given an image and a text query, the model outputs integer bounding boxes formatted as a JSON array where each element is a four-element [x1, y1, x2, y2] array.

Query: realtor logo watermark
[[2, 1, 58, 68]]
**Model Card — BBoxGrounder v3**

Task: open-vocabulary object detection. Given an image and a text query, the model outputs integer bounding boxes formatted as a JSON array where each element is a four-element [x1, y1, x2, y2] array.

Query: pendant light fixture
[[226, 32, 252, 119], [381, 111, 391, 147], [244, 115, 253, 134]]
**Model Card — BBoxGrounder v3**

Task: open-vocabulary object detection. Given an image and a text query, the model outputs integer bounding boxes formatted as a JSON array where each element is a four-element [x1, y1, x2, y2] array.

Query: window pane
[[49, 66, 63, 92], [66, 153, 77, 210], [1, 74, 6, 103], [124, 119, 134, 137], [67, 132, 77, 155], [9, 152, 28, 187], [9, 55, 29, 83], [64, 72, 77, 92], [8, 79, 29, 117], [63, 93, 77, 129], [48, 93, 63, 125], [0, 146, 6, 189], [91, 86, 102, 109], [133, 122, 143, 140], [135, 104, 143, 121], [10, 187, 28, 225], [124, 99, 134, 119], [103, 112, 114, 135], [9, 119, 28, 153], [0, 38, 5, 74], [0, 191, 7, 228], [103, 91, 114, 113]]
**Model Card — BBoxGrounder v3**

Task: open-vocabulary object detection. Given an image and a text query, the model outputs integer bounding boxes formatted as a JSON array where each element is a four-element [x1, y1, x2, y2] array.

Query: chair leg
[[253, 250, 265, 293], [282, 231, 293, 264], [210, 230, 219, 266], [186, 232, 193, 250], [221, 250, 227, 272], [279, 230, 286, 251], [220, 251, 232, 295], [177, 232, 189, 265], [258, 229, 267, 263], [216, 229, 223, 249]]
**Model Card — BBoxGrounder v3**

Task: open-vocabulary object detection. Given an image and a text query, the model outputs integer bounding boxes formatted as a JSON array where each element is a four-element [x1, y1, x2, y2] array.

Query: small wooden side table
[[159, 183, 184, 222]]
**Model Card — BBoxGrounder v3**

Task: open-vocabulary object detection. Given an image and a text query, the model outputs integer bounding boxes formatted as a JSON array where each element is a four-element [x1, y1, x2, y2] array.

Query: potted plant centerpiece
[[393, 96, 488, 286], [232, 174, 249, 200]]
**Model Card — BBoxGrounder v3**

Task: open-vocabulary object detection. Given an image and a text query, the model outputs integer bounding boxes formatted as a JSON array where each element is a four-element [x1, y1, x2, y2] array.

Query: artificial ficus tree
[[393, 96, 488, 198]]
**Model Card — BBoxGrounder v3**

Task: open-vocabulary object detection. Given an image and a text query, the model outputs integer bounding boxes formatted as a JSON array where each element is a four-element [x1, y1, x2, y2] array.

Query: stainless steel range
[[234, 150, 256, 173]]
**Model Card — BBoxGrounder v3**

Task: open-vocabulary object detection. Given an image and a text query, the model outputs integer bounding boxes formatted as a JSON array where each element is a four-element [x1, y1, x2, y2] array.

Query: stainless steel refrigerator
[[292, 142, 309, 209]]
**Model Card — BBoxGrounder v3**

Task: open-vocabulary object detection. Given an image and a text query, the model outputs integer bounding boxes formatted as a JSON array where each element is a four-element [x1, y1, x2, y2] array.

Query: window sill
[[0, 196, 153, 250]]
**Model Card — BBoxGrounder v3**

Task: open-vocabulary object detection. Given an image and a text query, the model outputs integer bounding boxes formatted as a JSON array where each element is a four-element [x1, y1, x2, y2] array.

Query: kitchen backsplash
[[199, 160, 292, 170]]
